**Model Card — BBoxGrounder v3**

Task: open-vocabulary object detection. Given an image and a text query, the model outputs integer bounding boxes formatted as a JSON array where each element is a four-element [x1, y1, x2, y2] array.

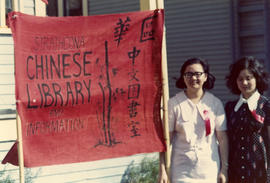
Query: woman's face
[[183, 63, 207, 91], [236, 69, 257, 99]]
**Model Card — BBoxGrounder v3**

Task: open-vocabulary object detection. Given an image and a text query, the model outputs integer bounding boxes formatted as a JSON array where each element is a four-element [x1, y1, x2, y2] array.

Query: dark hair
[[226, 56, 270, 94], [175, 57, 215, 89]]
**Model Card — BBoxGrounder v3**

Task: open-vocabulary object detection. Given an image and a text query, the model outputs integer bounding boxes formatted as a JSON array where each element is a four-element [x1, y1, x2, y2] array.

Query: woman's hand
[[216, 131, 229, 183], [158, 166, 169, 183], [218, 170, 228, 183]]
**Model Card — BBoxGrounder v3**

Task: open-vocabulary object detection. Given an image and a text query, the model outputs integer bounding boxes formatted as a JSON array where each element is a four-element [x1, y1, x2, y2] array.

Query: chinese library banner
[[2, 10, 166, 167]]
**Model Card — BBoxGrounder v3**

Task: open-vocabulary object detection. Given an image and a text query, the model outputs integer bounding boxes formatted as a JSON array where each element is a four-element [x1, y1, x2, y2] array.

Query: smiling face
[[236, 69, 257, 99], [183, 63, 207, 92]]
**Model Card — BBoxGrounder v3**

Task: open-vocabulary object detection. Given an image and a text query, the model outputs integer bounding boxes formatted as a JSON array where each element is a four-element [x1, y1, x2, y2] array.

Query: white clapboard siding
[[23, 0, 35, 15], [0, 84, 14, 95], [0, 119, 17, 180], [0, 44, 14, 54], [0, 55, 14, 65], [0, 119, 16, 141], [0, 32, 16, 114], [0, 65, 13, 74]]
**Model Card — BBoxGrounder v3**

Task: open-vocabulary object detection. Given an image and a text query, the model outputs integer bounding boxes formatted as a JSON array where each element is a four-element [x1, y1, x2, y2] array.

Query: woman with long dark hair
[[225, 56, 270, 183]]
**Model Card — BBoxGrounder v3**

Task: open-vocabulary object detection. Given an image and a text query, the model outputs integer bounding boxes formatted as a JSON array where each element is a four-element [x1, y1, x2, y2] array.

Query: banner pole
[[156, 0, 171, 180], [140, 0, 171, 180], [13, 1, 25, 182], [16, 113, 25, 183]]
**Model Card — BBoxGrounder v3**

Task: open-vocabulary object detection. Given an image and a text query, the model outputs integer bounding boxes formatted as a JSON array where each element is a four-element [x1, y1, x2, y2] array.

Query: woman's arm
[[216, 130, 229, 183], [264, 126, 270, 181], [159, 152, 168, 183], [262, 101, 270, 180]]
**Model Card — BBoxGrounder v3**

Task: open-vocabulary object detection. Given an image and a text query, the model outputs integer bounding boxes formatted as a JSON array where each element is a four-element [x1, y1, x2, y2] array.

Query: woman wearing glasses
[[159, 58, 228, 183], [225, 56, 270, 183]]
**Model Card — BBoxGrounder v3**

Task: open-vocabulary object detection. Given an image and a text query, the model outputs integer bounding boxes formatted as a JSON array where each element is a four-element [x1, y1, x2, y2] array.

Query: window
[[47, 0, 88, 17], [0, 0, 19, 33], [5, 0, 13, 16]]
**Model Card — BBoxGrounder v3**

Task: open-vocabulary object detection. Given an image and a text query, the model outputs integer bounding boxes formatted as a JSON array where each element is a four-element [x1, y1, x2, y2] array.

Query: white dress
[[168, 91, 227, 183]]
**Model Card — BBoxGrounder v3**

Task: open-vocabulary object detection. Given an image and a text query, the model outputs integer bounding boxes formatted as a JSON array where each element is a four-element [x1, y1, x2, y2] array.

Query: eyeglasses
[[183, 72, 205, 78]]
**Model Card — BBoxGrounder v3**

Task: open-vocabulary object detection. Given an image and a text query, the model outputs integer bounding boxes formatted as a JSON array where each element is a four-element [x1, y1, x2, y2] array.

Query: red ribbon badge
[[203, 110, 211, 136], [251, 110, 264, 123], [41, 0, 48, 4]]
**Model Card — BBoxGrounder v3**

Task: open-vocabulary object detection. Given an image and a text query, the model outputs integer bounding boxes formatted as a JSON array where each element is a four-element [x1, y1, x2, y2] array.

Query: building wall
[[165, 0, 235, 102], [0, 35, 14, 115]]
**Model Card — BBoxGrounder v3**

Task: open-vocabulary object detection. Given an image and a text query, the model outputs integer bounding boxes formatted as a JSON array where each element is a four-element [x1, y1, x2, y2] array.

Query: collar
[[234, 90, 260, 112], [184, 90, 208, 106]]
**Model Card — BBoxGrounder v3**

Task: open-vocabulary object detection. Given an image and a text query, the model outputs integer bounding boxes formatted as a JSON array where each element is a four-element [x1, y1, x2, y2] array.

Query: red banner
[[2, 10, 165, 167]]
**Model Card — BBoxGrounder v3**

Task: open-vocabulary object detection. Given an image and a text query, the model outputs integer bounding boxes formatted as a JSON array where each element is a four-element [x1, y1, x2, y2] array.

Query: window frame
[[0, 0, 89, 34], [56, 0, 88, 17], [0, 0, 47, 34], [0, 0, 19, 34]]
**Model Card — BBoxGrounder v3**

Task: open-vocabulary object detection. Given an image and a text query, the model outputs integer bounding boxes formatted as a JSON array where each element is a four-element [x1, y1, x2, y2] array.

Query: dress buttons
[[241, 166, 245, 169], [240, 127, 243, 130], [241, 147, 245, 150], [241, 137, 244, 140], [241, 156, 245, 159], [241, 176, 245, 179]]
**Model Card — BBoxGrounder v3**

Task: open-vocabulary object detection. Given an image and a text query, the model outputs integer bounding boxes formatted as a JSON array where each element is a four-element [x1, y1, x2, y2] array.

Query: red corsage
[[203, 110, 211, 136], [41, 0, 48, 4], [251, 110, 264, 123]]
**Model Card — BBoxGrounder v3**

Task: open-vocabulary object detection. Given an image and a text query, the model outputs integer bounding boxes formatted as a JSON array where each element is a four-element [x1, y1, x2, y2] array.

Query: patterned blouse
[[225, 92, 270, 183]]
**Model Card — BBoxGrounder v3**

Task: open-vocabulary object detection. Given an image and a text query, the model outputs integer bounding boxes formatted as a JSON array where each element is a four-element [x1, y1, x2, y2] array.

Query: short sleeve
[[168, 99, 176, 132], [214, 99, 227, 131]]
